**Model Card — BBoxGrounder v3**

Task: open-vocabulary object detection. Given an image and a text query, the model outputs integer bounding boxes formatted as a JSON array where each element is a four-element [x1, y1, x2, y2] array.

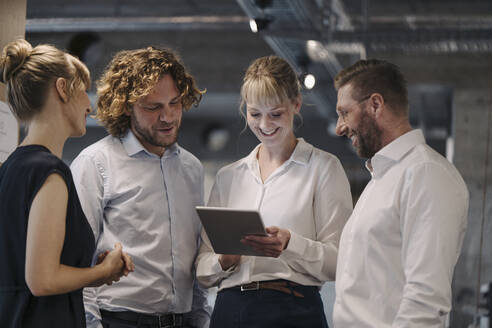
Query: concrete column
[[451, 88, 492, 327], [0, 0, 26, 162]]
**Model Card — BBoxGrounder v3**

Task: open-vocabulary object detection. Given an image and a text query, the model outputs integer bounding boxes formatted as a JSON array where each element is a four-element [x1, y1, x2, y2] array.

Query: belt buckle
[[159, 313, 181, 328], [240, 281, 260, 291]]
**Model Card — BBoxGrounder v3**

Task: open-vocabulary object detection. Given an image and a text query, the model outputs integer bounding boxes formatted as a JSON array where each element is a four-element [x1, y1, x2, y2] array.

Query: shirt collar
[[290, 138, 313, 165], [365, 129, 425, 178], [121, 130, 180, 158], [243, 137, 313, 171]]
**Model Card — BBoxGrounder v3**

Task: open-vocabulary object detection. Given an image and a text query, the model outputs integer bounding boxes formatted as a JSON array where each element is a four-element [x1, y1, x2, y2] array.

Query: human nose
[[259, 116, 272, 130], [158, 105, 173, 122], [335, 116, 347, 136]]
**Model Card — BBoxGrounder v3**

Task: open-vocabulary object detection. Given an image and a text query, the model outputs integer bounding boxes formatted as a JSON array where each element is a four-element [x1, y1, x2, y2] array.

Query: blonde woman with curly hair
[[0, 39, 133, 328], [71, 46, 210, 328], [195, 55, 353, 328]]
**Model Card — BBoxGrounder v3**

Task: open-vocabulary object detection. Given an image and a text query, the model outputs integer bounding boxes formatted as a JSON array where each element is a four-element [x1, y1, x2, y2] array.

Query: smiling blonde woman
[[196, 56, 353, 328]]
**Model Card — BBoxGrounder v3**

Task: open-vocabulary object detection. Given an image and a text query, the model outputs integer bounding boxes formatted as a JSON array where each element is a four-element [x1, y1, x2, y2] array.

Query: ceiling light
[[303, 73, 316, 89], [249, 18, 272, 33], [249, 19, 258, 33], [202, 124, 230, 152]]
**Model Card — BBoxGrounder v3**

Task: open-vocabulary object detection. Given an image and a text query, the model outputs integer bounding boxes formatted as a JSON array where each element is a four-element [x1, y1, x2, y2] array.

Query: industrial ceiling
[[22, 0, 492, 174]]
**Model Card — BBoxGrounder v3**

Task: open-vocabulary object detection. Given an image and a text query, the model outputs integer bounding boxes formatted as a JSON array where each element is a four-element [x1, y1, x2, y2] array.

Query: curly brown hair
[[96, 46, 204, 137]]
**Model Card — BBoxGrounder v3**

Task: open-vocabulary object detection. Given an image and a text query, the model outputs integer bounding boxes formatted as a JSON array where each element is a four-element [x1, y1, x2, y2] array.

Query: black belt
[[100, 309, 184, 328]]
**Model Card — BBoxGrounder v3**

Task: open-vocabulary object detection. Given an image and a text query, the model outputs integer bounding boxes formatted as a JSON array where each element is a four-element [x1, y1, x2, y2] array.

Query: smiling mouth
[[260, 128, 279, 136], [349, 134, 359, 147]]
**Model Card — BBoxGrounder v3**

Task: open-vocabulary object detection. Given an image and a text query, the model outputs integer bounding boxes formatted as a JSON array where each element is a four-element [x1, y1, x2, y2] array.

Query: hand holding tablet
[[242, 226, 291, 258], [195, 206, 268, 256]]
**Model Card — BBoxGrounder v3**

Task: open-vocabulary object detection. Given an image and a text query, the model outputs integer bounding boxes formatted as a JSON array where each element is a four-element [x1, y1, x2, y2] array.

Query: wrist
[[283, 230, 291, 250], [218, 256, 230, 270], [218, 255, 237, 271], [97, 260, 112, 281], [87, 263, 108, 287]]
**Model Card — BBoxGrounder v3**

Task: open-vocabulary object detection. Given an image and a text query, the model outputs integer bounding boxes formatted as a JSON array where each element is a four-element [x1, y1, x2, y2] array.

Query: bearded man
[[71, 46, 210, 328], [332, 59, 469, 328]]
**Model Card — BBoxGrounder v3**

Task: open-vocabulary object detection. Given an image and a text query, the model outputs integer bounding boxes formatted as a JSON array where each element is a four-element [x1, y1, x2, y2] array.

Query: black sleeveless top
[[0, 145, 95, 327]]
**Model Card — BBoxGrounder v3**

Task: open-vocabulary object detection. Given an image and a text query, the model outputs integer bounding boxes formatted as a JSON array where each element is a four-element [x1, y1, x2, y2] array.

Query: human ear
[[292, 95, 302, 114], [55, 78, 69, 103], [368, 93, 384, 117]]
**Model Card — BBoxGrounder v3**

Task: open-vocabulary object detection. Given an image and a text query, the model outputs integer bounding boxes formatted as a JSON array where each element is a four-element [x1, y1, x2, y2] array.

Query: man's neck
[[379, 119, 412, 150]]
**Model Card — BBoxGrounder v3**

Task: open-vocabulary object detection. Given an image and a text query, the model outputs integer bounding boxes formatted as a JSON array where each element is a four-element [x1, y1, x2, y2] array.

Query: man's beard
[[131, 111, 180, 149], [354, 109, 382, 159]]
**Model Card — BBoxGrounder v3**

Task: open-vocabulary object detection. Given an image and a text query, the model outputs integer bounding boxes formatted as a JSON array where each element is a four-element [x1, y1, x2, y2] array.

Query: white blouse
[[195, 138, 353, 290]]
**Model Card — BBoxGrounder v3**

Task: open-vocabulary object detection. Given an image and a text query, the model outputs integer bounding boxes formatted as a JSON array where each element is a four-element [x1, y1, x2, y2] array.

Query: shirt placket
[[160, 155, 176, 311], [248, 160, 267, 281]]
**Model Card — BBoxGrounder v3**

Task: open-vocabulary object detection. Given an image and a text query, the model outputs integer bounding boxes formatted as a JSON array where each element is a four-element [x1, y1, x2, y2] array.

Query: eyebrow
[[170, 95, 182, 102], [247, 105, 283, 111]]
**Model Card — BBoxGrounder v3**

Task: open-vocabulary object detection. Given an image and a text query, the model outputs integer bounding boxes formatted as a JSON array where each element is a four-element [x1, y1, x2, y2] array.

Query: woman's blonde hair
[[96, 46, 204, 137], [240, 55, 301, 118], [0, 39, 90, 121]]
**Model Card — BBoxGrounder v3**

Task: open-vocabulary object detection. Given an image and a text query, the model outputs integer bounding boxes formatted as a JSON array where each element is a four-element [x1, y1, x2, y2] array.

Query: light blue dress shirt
[[71, 130, 210, 328]]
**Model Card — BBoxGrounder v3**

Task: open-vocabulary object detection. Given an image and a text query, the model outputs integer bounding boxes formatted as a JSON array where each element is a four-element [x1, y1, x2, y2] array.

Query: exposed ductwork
[[235, 0, 492, 137]]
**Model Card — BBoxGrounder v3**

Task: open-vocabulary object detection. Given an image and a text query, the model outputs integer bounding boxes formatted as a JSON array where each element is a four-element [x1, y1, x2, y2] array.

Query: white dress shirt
[[196, 138, 353, 289], [333, 129, 469, 328], [71, 131, 210, 328]]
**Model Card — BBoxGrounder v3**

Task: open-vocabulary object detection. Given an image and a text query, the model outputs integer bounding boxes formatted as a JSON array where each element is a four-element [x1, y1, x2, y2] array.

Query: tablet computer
[[196, 206, 268, 256]]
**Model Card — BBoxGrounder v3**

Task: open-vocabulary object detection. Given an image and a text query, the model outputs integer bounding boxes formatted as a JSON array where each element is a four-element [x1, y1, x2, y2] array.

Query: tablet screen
[[196, 206, 268, 256]]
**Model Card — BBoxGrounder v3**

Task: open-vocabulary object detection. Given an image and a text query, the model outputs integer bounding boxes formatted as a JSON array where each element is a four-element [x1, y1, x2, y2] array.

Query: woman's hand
[[94, 243, 135, 286], [241, 226, 291, 257], [96, 245, 135, 279], [218, 254, 241, 271]]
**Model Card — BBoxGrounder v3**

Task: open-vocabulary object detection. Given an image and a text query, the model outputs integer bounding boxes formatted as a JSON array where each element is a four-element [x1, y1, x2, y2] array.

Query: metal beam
[[26, 16, 249, 33]]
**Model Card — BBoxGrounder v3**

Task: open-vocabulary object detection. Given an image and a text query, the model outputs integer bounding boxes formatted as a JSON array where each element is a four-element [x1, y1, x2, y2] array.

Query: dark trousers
[[210, 285, 329, 328], [101, 310, 191, 328]]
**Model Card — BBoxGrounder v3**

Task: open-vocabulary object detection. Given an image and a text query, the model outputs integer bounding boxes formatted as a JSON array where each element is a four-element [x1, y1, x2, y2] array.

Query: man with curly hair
[[71, 46, 210, 328]]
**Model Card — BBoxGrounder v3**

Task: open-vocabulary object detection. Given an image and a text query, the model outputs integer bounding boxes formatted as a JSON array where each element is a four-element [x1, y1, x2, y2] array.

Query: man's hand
[[121, 251, 134, 276]]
